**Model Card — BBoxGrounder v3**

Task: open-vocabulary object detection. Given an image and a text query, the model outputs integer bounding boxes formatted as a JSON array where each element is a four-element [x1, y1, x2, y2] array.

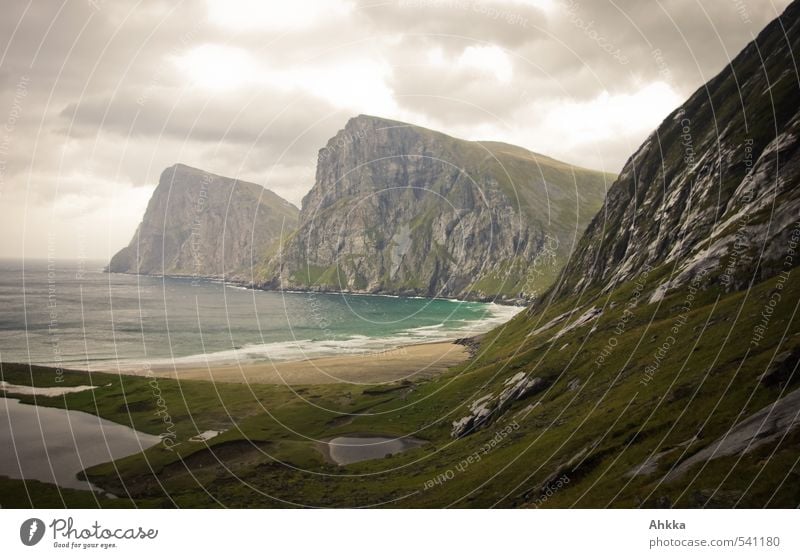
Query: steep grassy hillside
[[2, 268, 797, 508]]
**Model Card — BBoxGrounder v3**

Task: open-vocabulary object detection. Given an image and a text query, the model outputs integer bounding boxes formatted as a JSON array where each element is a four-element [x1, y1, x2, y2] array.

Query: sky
[[0, 0, 791, 260]]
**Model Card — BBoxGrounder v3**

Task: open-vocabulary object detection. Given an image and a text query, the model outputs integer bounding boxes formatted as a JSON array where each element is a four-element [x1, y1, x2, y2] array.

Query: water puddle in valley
[[0, 397, 161, 492], [324, 435, 426, 465]]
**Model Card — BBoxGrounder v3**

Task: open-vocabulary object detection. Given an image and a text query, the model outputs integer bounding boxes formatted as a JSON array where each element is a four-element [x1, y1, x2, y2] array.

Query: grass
[[256, 119, 613, 301], [2, 264, 798, 508]]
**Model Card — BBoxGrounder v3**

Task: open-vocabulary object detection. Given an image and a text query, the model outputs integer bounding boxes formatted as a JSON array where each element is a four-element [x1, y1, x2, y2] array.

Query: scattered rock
[[666, 388, 800, 481], [451, 374, 548, 437], [454, 337, 481, 357], [550, 307, 602, 341], [515, 402, 540, 419]]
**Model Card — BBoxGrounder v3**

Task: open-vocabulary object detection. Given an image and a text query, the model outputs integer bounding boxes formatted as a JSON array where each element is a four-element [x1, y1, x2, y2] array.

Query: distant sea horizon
[[0, 258, 522, 372]]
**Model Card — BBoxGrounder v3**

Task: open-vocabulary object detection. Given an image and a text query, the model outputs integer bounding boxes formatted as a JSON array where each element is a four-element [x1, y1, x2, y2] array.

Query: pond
[[0, 397, 161, 491], [325, 435, 426, 465]]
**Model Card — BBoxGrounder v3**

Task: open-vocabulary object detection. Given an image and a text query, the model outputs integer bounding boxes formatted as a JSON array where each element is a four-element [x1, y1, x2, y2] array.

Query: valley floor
[[1, 265, 798, 508]]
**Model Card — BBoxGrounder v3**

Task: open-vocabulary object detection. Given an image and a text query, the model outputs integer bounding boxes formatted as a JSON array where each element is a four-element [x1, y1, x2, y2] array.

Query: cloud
[[357, 0, 548, 50], [0, 0, 792, 258], [206, 0, 355, 32]]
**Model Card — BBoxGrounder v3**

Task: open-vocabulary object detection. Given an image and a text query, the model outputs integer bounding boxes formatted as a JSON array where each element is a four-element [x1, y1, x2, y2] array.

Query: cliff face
[[432, 2, 800, 507], [259, 115, 612, 301], [108, 164, 298, 280], [549, 1, 800, 302]]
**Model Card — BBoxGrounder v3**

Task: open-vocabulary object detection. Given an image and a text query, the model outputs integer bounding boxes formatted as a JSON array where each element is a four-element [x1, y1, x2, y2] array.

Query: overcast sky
[[0, 0, 791, 260]]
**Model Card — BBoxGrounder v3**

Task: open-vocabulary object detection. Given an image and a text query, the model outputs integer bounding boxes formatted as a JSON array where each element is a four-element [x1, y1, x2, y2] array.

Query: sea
[[0, 259, 522, 372]]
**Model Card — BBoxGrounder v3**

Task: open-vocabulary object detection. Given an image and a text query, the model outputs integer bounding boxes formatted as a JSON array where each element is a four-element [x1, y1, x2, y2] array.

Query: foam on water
[[0, 259, 524, 371]]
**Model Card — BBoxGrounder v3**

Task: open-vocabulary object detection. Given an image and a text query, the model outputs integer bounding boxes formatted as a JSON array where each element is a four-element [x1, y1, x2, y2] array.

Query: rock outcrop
[[548, 1, 800, 301], [108, 164, 298, 280], [258, 115, 612, 301], [666, 387, 800, 481], [451, 372, 547, 437]]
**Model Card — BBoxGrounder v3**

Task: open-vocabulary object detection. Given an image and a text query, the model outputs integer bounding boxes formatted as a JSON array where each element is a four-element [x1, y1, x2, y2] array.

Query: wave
[[405, 323, 445, 332], [98, 301, 524, 370], [135, 336, 414, 368], [224, 284, 251, 291]]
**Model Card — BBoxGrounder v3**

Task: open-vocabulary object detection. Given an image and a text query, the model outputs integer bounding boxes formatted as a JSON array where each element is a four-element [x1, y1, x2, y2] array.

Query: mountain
[[433, 0, 800, 507], [257, 115, 613, 301], [67, 2, 800, 509], [108, 164, 298, 279], [549, 5, 800, 302]]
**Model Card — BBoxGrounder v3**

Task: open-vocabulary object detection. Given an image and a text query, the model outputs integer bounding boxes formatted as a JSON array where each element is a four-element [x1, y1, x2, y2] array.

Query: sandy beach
[[134, 341, 469, 385]]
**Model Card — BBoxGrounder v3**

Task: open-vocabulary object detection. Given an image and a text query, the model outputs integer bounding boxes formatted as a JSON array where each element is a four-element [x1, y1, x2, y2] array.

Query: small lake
[[325, 435, 426, 465], [0, 397, 161, 491]]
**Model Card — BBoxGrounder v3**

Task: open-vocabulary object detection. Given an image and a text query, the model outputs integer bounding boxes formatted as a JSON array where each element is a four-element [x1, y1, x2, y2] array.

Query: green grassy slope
[[2, 266, 797, 508]]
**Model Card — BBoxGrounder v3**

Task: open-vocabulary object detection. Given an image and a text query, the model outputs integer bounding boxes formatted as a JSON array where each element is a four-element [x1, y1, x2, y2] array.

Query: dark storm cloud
[[356, 0, 547, 49], [0, 0, 793, 259], [58, 88, 337, 159]]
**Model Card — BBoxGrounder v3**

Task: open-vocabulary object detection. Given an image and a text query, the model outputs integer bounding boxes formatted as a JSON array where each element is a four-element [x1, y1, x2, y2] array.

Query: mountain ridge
[[258, 114, 614, 301], [546, 0, 800, 305], [108, 163, 299, 280]]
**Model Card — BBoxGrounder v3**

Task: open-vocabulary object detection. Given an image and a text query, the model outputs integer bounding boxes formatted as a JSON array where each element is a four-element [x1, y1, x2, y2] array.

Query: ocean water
[[0, 259, 522, 371]]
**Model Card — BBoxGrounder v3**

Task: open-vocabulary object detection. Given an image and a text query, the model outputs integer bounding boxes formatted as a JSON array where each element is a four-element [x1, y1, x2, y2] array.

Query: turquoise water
[[0, 259, 521, 370]]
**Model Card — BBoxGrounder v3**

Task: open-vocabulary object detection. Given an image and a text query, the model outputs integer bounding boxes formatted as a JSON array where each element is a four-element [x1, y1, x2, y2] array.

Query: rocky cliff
[[258, 115, 612, 301], [436, 1, 800, 508], [109, 164, 298, 280], [86, 3, 800, 509], [548, 1, 800, 303]]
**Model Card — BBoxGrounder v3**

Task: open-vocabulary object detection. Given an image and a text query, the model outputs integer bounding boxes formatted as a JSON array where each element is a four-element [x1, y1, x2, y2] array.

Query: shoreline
[[122, 339, 470, 385], [103, 270, 529, 307]]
